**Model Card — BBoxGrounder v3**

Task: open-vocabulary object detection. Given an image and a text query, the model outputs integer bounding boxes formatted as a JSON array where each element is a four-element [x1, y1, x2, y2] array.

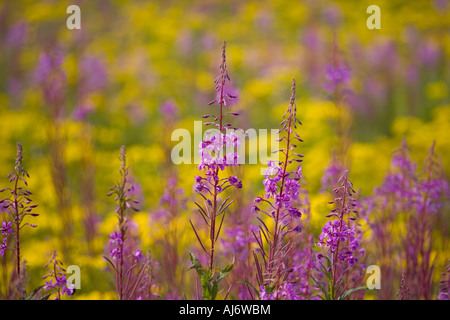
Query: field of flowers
[[0, 0, 449, 300]]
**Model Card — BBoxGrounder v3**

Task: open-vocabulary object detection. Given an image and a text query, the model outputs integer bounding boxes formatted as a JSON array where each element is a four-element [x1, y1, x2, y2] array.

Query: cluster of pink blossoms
[[198, 131, 240, 172], [317, 220, 360, 265], [108, 231, 143, 263], [195, 131, 242, 194], [44, 274, 74, 297], [257, 161, 302, 217]]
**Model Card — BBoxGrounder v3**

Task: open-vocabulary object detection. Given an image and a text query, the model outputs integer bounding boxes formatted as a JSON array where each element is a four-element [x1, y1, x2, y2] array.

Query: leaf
[[217, 197, 231, 214], [188, 251, 204, 276], [322, 254, 333, 269], [194, 202, 208, 219], [216, 262, 234, 283], [311, 277, 328, 300], [218, 198, 233, 215], [24, 285, 44, 300], [103, 256, 116, 271], [200, 272, 212, 300], [211, 281, 218, 300], [189, 221, 208, 255], [318, 261, 331, 280], [337, 286, 368, 300], [240, 280, 259, 297], [215, 211, 226, 241], [38, 293, 52, 300]]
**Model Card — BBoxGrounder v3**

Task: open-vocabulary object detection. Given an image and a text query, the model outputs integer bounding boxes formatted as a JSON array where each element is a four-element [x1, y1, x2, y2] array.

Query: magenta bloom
[[109, 232, 123, 245], [61, 284, 75, 296], [1, 221, 13, 235], [44, 279, 55, 291], [134, 249, 143, 262], [317, 220, 360, 265]]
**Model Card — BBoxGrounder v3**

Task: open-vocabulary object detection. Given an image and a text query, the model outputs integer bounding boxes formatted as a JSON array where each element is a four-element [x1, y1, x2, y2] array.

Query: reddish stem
[[13, 175, 20, 282]]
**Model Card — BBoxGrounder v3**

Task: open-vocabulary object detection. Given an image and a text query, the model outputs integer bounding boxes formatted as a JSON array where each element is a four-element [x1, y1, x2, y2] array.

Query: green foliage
[[313, 252, 367, 300], [188, 252, 233, 300], [23, 286, 51, 300], [337, 286, 368, 300]]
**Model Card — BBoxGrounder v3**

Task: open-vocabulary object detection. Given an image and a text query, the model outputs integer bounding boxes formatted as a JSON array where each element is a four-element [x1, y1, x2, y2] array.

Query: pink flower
[[1, 221, 13, 235], [134, 249, 143, 262]]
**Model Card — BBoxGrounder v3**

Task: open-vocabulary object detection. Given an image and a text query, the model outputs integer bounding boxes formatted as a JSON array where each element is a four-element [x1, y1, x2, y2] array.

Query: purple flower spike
[[252, 79, 304, 299], [191, 41, 243, 278]]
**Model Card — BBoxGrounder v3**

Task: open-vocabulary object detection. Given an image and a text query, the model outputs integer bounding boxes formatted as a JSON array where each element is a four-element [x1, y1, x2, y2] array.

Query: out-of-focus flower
[[159, 100, 179, 118], [72, 103, 95, 121], [323, 62, 351, 92], [418, 40, 441, 67], [35, 47, 67, 117], [6, 22, 27, 48], [222, 225, 256, 262], [80, 56, 107, 92]]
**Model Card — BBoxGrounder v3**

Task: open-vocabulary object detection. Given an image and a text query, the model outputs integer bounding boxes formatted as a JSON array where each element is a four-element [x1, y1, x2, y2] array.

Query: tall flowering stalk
[[251, 79, 304, 300], [74, 56, 107, 254], [404, 142, 449, 299], [104, 146, 157, 300], [104, 146, 141, 300], [155, 174, 188, 299], [365, 141, 449, 299], [316, 171, 366, 300], [221, 223, 257, 299], [153, 100, 189, 299], [0, 142, 38, 297], [324, 37, 353, 164], [362, 144, 411, 299], [288, 188, 323, 300], [36, 47, 73, 259], [220, 169, 258, 300], [79, 129, 98, 255], [189, 41, 241, 300]]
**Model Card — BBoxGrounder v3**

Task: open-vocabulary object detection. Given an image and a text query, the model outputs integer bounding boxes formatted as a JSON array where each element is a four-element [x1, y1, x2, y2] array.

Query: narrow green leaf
[[26, 285, 44, 300], [38, 293, 52, 300], [311, 277, 328, 300], [337, 286, 368, 300], [323, 254, 332, 269], [211, 281, 218, 300], [216, 263, 234, 283], [240, 280, 259, 296], [188, 251, 204, 276]]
